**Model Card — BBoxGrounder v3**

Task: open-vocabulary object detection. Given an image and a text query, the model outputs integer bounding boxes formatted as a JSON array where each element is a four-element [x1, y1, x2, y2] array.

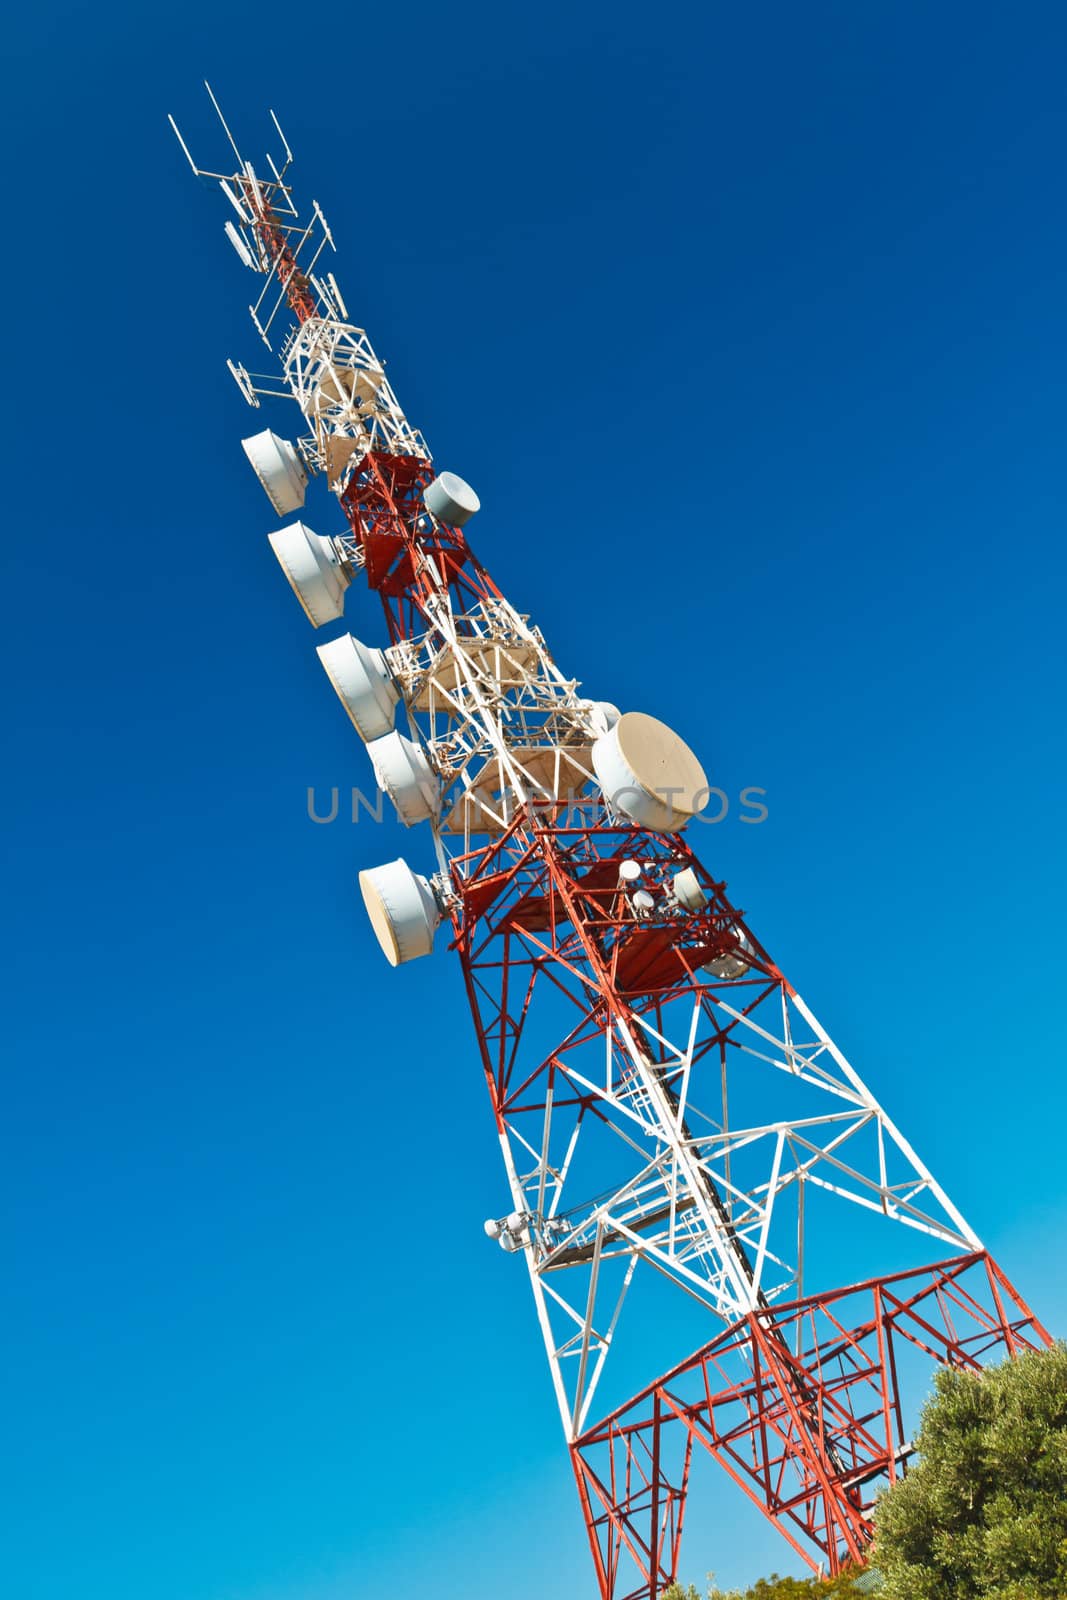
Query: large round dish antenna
[[359, 857, 440, 966], [366, 731, 440, 826], [242, 429, 308, 516], [267, 523, 350, 628], [672, 867, 708, 912], [592, 712, 708, 832], [424, 471, 480, 527], [316, 633, 399, 742]]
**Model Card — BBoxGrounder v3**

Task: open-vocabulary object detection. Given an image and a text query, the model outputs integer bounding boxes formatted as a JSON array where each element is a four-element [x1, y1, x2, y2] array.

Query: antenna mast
[[171, 89, 1051, 1595]]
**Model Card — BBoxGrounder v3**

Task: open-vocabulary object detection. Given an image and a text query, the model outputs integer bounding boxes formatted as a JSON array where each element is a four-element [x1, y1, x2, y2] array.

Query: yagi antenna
[[168, 84, 257, 184]]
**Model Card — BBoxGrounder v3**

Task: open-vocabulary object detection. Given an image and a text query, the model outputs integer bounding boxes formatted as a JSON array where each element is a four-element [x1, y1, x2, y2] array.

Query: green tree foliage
[[663, 1566, 873, 1598], [873, 1342, 1067, 1599]]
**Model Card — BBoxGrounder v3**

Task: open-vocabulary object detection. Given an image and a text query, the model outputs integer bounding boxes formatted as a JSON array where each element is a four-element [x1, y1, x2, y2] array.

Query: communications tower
[[171, 90, 1050, 1596]]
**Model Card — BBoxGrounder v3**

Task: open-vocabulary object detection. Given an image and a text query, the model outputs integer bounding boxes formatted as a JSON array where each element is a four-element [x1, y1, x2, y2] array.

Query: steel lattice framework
[[172, 90, 1051, 1594]]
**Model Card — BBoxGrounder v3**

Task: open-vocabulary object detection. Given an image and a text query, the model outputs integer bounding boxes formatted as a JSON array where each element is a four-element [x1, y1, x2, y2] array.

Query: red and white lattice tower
[[172, 91, 1050, 1595]]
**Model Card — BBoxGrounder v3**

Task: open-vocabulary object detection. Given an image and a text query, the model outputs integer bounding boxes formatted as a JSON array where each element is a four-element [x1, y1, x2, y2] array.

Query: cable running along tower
[[171, 91, 1050, 1596]]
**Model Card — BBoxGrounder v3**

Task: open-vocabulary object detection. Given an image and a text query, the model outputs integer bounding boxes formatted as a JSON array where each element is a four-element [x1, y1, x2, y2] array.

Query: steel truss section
[[283, 317, 427, 471], [453, 813, 987, 1434], [571, 1252, 1050, 1597]]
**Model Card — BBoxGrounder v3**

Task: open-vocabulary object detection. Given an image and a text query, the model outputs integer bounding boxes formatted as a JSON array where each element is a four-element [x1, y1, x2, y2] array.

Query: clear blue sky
[[3, 3, 1066, 1596]]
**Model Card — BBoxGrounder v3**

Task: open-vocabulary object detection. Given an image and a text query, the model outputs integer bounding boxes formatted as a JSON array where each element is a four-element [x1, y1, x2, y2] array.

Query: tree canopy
[[664, 1569, 873, 1598], [873, 1342, 1067, 1599]]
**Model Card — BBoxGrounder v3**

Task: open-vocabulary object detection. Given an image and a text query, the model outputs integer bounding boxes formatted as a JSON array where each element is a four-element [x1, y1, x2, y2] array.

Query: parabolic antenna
[[587, 700, 621, 736], [359, 857, 440, 966], [242, 429, 308, 516], [592, 711, 708, 832], [424, 471, 480, 527], [366, 730, 440, 826], [316, 633, 398, 742], [672, 866, 708, 912], [267, 522, 350, 627]]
